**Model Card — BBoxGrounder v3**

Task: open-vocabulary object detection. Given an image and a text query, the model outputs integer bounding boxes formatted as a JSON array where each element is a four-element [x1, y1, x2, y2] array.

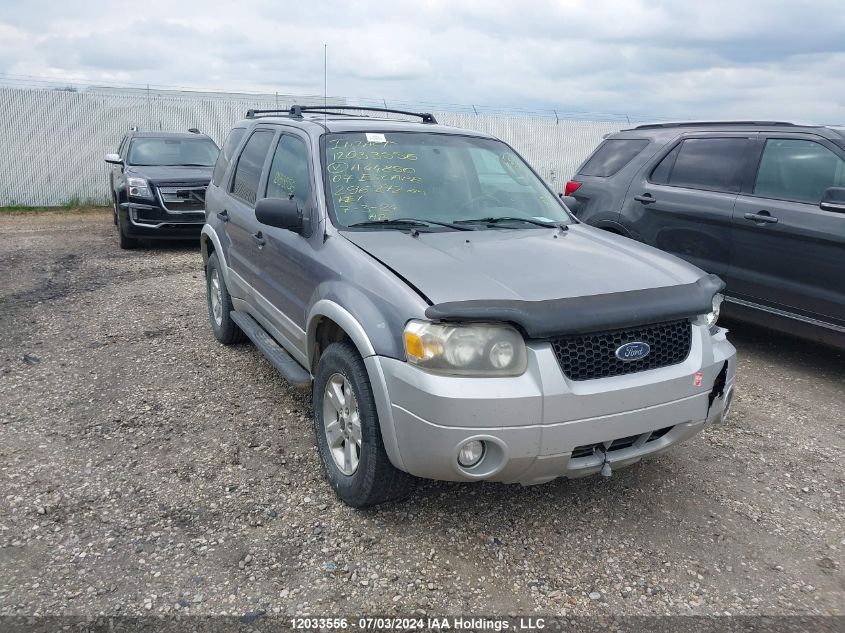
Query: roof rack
[[632, 120, 804, 130], [246, 105, 437, 124]]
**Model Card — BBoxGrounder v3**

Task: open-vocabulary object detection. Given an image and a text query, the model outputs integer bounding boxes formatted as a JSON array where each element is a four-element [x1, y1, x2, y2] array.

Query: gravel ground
[[0, 209, 843, 618]]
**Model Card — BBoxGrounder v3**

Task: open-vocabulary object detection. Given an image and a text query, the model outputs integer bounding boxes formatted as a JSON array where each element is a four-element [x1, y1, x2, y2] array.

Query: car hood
[[341, 225, 705, 305], [127, 165, 213, 184]]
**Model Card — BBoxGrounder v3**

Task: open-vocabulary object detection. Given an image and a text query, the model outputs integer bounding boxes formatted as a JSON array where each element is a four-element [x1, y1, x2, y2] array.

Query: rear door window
[[230, 129, 275, 204], [579, 139, 649, 177], [754, 138, 845, 203], [649, 144, 680, 184], [212, 127, 246, 187], [650, 138, 748, 192]]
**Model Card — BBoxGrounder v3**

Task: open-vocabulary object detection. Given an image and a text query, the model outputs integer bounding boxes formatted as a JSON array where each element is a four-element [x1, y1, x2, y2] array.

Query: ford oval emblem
[[615, 341, 651, 362]]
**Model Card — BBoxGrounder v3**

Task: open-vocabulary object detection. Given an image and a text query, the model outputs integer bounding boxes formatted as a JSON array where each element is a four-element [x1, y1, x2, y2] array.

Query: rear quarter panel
[[570, 137, 662, 234]]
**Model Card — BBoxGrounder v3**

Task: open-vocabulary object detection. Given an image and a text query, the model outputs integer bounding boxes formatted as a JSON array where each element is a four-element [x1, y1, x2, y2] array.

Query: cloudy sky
[[1, 0, 844, 121]]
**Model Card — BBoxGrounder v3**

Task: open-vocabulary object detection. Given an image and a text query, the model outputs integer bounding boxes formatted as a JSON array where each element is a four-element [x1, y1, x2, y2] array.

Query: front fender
[[306, 299, 377, 363], [306, 299, 409, 472], [307, 277, 420, 363]]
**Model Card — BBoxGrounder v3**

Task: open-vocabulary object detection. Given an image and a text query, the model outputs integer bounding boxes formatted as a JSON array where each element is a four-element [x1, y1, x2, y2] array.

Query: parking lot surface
[[1, 210, 843, 617]]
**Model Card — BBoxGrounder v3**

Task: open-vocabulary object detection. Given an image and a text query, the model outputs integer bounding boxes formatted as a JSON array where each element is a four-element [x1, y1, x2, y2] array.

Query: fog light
[[457, 440, 485, 468]]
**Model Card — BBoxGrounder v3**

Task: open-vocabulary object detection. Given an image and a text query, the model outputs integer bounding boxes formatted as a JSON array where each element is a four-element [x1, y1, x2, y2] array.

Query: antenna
[[323, 44, 327, 124]]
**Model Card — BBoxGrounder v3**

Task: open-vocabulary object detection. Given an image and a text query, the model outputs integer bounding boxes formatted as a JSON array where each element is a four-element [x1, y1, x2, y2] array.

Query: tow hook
[[594, 446, 613, 478]]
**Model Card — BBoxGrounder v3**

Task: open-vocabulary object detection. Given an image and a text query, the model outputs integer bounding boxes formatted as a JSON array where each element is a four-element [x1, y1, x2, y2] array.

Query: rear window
[[651, 138, 748, 192], [212, 128, 246, 186], [579, 139, 649, 177]]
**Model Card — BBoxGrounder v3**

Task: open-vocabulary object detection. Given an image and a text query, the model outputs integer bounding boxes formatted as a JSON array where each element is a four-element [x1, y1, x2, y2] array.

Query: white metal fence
[[0, 86, 622, 206]]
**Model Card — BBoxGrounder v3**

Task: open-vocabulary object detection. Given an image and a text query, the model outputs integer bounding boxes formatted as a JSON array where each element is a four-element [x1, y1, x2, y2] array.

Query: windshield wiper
[[454, 216, 564, 229], [347, 218, 471, 231]]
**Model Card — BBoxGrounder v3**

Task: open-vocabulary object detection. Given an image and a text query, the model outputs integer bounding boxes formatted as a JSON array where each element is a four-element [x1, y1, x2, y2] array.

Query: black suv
[[567, 121, 845, 348], [105, 130, 219, 249]]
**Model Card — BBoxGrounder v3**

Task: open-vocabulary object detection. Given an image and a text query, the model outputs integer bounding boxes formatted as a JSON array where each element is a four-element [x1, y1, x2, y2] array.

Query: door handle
[[633, 193, 657, 204], [743, 211, 778, 224], [251, 231, 266, 248], [217, 209, 229, 222]]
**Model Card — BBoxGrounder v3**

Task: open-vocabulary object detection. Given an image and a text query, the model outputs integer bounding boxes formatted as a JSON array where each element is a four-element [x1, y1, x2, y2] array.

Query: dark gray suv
[[567, 121, 845, 348], [202, 106, 735, 507]]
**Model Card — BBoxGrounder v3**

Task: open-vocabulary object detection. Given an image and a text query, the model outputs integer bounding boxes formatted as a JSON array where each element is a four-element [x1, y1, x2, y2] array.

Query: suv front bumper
[[369, 323, 735, 484], [119, 202, 205, 239]]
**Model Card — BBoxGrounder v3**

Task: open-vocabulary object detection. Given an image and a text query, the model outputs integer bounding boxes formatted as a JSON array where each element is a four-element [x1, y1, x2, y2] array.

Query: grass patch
[[0, 197, 110, 214], [0, 205, 109, 215]]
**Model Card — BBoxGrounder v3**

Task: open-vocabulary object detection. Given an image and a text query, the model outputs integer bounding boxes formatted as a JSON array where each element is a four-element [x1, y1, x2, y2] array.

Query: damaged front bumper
[[368, 323, 736, 485]]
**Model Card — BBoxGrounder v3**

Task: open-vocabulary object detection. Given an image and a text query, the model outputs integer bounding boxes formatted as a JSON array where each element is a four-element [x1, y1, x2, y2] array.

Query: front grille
[[156, 185, 207, 213], [133, 206, 205, 226], [551, 319, 691, 381]]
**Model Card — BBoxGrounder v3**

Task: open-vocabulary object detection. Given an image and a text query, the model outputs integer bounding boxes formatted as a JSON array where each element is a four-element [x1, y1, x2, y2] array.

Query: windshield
[[127, 137, 219, 167], [323, 132, 571, 228]]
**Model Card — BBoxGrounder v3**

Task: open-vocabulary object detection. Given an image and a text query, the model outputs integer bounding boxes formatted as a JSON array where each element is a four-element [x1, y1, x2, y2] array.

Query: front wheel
[[313, 341, 413, 507], [117, 214, 139, 249]]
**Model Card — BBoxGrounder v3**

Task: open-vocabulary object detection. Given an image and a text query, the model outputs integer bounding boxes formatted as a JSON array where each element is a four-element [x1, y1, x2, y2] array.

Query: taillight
[[564, 180, 582, 196]]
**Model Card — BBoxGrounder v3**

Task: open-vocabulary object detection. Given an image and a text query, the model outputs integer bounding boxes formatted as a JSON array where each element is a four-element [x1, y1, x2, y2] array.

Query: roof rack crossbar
[[245, 108, 292, 118], [246, 105, 437, 124], [632, 120, 804, 130]]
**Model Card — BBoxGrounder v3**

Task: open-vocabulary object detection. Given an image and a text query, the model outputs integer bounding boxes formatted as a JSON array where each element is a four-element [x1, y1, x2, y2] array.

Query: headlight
[[703, 293, 724, 329], [403, 320, 527, 376], [126, 177, 152, 199]]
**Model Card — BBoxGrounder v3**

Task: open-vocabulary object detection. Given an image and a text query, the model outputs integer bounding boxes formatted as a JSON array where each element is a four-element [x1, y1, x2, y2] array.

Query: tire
[[205, 252, 246, 345], [117, 214, 139, 250], [313, 341, 414, 507]]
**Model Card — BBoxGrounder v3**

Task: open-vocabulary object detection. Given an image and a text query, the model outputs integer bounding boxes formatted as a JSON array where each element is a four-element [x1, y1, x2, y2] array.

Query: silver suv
[[202, 106, 736, 507]]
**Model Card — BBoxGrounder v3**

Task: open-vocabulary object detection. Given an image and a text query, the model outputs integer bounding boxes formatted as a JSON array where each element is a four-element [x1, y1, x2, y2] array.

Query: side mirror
[[104, 153, 123, 165], [820, 187, 845, 213], [255, 197, 303, 232], [559, 194, 579, 212]]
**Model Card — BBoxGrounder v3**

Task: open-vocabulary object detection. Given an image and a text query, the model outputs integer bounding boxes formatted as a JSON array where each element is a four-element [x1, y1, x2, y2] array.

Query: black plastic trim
[[424, 274, 725, 338], [230, 311, 311, 387]]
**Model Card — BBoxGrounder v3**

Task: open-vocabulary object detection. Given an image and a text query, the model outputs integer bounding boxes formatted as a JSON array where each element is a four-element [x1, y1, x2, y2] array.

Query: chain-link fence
[[0, 85, 623, 206]]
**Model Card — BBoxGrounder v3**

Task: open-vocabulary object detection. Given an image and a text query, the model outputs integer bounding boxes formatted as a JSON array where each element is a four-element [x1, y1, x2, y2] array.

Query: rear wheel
[[205, 252, 246, 344], [313, 341, 413, 507]]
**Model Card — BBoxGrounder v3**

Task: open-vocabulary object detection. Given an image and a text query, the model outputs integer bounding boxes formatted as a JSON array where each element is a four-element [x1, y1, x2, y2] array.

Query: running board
[[230, 311, 312, 387]]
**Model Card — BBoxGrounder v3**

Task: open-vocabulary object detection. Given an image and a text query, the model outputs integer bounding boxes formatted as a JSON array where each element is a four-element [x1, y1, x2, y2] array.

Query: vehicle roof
[[614, 120, 845, 141], [234, 114, 497, 139]]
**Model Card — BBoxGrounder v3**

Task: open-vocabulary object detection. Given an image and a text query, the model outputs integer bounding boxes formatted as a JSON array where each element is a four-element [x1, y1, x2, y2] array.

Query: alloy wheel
[[322, 373, 362, 475]]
